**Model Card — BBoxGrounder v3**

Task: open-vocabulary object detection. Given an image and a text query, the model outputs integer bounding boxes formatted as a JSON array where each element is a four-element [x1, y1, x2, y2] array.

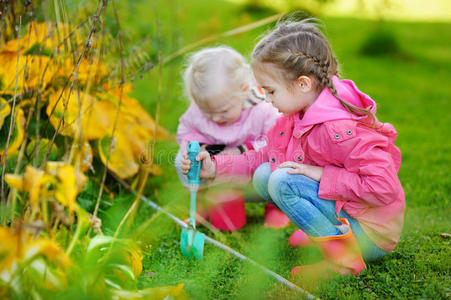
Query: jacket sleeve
[[213, 147, 269, 184], [318, 122, 403, 207]]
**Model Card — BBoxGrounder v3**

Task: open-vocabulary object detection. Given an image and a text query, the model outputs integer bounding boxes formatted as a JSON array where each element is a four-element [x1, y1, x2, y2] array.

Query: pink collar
[[296, 76, 377, 128]]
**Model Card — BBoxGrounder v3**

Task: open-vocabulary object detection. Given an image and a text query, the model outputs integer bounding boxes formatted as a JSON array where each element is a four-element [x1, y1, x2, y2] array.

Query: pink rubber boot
[[208, 190, 246, 232], [291, 218, 366, 280], [264, 203, 290, 229], [289, 229, 313, 247]]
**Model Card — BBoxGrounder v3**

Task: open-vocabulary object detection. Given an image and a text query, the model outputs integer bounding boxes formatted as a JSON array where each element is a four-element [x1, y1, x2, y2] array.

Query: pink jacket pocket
[[325, 120, 357, 144]]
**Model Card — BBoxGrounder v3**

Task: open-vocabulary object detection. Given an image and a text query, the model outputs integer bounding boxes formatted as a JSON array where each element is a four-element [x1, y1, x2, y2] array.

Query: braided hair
[[251, 19, 376, 124]]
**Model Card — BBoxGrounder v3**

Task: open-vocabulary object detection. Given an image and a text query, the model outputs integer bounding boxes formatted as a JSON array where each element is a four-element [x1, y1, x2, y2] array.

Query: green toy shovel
[[180, 141, 205, 260]]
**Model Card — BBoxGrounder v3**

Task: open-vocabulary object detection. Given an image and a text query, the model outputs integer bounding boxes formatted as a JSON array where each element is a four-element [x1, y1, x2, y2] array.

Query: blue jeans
[[253, 163, 387, 263]]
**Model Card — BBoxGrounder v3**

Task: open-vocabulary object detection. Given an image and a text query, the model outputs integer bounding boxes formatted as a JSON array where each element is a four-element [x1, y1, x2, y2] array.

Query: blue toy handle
[[180, 141, 205, 260], [187, 141, 201, 185]]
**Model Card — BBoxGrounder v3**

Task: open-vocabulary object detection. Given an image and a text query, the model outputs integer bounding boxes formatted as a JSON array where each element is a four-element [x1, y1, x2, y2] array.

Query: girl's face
[[254, 65, 318, 116], [198, 95, 243, 126]]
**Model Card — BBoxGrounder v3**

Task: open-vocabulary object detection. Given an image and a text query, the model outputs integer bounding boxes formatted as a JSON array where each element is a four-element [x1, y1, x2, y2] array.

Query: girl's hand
[[181, 151, 216, 179], [277, 161, 324, 182]]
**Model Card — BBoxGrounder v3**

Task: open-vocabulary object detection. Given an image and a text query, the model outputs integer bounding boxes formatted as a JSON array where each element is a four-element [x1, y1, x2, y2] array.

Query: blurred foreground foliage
[[0, 1, 189, 298]]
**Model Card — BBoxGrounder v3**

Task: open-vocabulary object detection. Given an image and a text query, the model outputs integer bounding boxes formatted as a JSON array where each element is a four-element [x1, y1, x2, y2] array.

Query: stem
[[9, 102, 35, 222], [40, 0, 107, 169], [162, 12, 284, 65], [65, 215, 83, 255], [9, 189, 17, 224], [1, 16, 22, 203], [113, 183, 146, 242], [41, 199, 49, 225], [33, 92, 41, 167], [31, 20, 90, 154], [123, 169, 148, 234], [93, 0, 125, 218], [51, 218, 60, 238], [151, 0, 162, 165]]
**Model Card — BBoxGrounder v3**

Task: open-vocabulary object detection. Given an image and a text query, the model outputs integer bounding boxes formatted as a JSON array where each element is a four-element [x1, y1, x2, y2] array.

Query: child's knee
[[252, 163, 271, 187], [252, 163, 272, 200], [267, 169, 314, 205], [267, 168, 291, 200]]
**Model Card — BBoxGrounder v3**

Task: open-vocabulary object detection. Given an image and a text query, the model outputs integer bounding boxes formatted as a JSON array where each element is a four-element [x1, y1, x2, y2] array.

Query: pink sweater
[[213, 76, 405, 252], [176, 101, 280, 151]]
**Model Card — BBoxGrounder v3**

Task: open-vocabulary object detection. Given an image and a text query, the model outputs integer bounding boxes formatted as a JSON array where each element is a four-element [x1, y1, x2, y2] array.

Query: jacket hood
[[298, 76, 377, 127]]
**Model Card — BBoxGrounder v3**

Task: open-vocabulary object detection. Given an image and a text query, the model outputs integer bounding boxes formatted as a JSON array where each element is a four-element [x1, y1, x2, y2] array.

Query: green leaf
[[23, 43, 53, 57]]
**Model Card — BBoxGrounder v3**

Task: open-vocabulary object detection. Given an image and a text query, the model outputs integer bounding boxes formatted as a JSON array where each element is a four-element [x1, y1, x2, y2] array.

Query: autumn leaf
[[45, 162, 87, 214], [5, 163, 87, 214], [0, 226, 71, 286], [98, 133, 139, 179], [112, 283, 190, 300], [0, 106, 26, 157], [0, 97, 11, 128], [46, 90, 113, 140], [0, 53, 56, 93], [72, 141, 93, 173]]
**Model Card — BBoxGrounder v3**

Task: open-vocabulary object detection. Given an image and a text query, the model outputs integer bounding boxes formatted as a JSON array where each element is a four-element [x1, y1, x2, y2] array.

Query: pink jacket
[[176, 101, 280, 151], [213, 76, 405, 252]]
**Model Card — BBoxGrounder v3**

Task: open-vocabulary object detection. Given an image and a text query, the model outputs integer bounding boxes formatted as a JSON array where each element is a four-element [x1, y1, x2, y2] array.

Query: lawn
[[88, 0, 451, 298]]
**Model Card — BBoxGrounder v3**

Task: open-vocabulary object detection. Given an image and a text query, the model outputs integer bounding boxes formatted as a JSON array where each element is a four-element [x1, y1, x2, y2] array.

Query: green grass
[[90, 0, 451, 298]]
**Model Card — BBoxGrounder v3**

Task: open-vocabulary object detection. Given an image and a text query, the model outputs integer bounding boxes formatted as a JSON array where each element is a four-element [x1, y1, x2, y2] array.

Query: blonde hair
[[251, 18, 376, 124], [183, 46, 253, 106]]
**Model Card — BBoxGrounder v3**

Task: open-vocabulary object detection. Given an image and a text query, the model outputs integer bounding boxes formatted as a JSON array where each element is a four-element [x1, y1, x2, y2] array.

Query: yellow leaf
[[27, 239, 71, 268], [1, 22, 60, 54], [127, 247, 143, 279], [4, 174, 24, 190], [0, 53, 55, 93], [0, 52, 18, 92], [142, 163, 163, 176], [0, 227, 22, 277], [100, 84, 170, 140], [0, 108, 26, 157], [112, 283, 190, 300], [72, 141, 93, 173], [45, 162, 87, 213], [59, 58, 109, 86], [98, 133, 139, 179], [6, 162, 86, 214], [5, 166, 50, 211], [95, 89, 169, 177], [0, 226, 71, 288], [111, 113, 151, 159], [46, 90, 113, 140], [23, 166, 47, 211], [0, 98, 11, 129], [51, 164, 76, 213], [21, 55, 55, 90]]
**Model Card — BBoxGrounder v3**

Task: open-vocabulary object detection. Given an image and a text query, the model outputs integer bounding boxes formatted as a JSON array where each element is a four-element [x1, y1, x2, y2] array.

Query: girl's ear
[[296, 75, 314, 92]]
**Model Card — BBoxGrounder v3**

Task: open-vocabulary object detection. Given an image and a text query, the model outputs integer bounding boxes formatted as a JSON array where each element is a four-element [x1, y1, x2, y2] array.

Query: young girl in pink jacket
[[175, 46, 289, 230], [181, 20, 405, 280]]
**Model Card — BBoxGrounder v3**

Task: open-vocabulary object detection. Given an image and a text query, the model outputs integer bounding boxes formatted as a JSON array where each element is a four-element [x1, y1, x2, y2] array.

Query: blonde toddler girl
[[175, 46, 289, 230]]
